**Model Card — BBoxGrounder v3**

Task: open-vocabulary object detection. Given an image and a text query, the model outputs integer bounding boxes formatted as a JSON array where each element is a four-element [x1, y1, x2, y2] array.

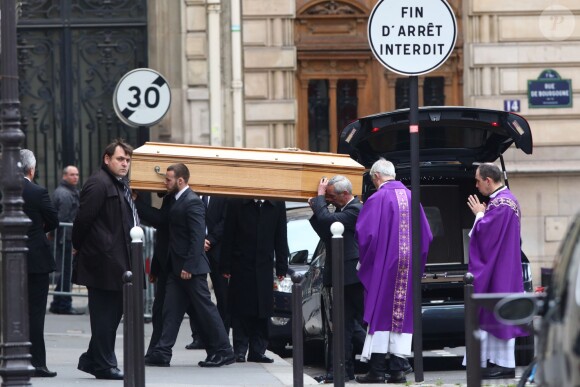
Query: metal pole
[[464, 272, 481, 387], [130, 227, 145, 387], [123, 272, 134, 387], [331, 222, 345, 387], [291, 272, 305, 387], [0, 0, 36, 385], [409, 75, 424, 382]]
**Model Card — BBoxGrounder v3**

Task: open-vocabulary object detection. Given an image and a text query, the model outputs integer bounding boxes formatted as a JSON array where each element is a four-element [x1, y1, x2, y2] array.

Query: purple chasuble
[[356, 181, 432, 335], [469, 188, 528, 340]]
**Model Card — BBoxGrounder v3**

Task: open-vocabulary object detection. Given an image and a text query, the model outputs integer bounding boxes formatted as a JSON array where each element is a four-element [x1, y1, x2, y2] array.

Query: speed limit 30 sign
[[113, 68, 171, 127]]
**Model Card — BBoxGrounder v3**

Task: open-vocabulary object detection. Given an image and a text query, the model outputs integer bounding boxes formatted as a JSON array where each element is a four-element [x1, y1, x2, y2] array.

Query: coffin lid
[[130, 142, 364, 201]]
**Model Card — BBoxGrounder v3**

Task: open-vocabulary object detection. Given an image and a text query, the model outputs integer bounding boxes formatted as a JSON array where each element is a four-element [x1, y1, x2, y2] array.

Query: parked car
[[498, 212, 580, 386], [299, 107, 535, 363], [268, 202, 319, 352]]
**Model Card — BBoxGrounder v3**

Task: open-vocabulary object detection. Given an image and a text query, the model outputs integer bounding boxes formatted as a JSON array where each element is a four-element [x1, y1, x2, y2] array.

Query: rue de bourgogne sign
[[528, 69, 573, 108], [368, 0, 457, 76]]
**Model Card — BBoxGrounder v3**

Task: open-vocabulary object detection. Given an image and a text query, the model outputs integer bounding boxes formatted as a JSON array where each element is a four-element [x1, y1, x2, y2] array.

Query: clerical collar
[[175, 185, 189, 200], [378, 179, 395, 189], [490, 185, 506, 198]]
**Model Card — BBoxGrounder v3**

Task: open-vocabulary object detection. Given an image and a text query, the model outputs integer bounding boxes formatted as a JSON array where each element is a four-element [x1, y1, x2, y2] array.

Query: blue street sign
[[528, 69, 572, 108], [504, 100, 520, 112]]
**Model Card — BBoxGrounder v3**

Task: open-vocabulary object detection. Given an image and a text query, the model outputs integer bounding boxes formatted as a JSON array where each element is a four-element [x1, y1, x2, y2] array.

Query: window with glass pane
[[308, 80, 330, 152]]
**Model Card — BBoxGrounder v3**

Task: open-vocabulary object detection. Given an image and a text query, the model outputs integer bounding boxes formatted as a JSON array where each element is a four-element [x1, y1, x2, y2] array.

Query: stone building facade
[[148, 0, 579, 284]]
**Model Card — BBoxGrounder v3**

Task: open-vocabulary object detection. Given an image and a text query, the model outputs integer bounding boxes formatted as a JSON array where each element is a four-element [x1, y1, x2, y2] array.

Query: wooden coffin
[[130, 142, 364, 201]]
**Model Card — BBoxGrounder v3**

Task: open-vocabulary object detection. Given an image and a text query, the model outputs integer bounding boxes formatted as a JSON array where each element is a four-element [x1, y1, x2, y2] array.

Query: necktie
[[201, 195, 209, 208], [122, 182, 140, 227]]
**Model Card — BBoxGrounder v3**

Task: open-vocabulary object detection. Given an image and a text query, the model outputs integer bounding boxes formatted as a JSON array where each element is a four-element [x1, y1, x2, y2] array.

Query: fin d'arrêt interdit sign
[[368, 0, 457, 76]]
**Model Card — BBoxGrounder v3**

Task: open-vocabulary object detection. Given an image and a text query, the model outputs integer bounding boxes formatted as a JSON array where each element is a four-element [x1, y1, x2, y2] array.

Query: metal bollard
[[291, 271, 305, 387], [122, 227, 146, 387], [123, 271, 134, 387], [331, 222, 345, 387], [464, 272, 481, 387]]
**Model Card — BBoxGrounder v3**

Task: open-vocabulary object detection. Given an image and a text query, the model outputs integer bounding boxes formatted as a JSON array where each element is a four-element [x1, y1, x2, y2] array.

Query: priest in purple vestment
[[355, 159, 432, 384], [464, 162, 528, 380]]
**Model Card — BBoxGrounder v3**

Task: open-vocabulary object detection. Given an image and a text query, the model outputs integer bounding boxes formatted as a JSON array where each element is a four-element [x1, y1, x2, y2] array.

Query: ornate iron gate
[[17, 0, 148, 190]]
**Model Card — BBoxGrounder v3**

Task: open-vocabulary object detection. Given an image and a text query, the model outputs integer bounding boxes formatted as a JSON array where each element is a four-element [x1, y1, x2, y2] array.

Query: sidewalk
[[35, 310, 523, 386], [38, 311, 317, 387]]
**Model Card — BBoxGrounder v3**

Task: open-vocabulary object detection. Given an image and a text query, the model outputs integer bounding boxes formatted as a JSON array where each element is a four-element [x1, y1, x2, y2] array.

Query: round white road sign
[[368, 0, 457, 76], [113, 68, 171, 127]]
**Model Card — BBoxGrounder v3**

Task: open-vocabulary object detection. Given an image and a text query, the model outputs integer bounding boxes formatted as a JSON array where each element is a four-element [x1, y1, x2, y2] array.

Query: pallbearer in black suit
[[186, 194, 230, 350], [220, 198, 289, 363], [145, 163, 234, 368], [20, 149, 60, 377]]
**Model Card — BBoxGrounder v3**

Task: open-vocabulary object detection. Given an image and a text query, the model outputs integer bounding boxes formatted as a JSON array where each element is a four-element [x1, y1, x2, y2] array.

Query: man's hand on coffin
[[317, 177, 328, 196]]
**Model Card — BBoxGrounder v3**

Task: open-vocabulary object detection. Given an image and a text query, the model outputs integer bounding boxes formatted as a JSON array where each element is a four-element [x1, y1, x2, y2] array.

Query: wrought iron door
[[17, 0, 148, 190]]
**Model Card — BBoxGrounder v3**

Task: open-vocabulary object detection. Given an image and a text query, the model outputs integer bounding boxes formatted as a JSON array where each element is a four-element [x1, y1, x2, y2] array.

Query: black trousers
[[231, 314, 268, 357], [189, 259, 230, 341], [28, 273, 50, 368], [146, 271, 168, 356], [325, 283, 365, 375], [50, 241, 73, 310], [78, 287, 124, 372], [152, 272, 231, 362]]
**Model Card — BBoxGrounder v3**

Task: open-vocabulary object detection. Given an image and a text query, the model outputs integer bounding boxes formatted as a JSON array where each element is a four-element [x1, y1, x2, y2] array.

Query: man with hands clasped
[[464, 162, 528, 379]]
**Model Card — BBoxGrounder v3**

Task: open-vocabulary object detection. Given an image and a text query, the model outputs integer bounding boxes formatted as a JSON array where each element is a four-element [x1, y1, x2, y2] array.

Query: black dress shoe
[[77, 361, 96, 376], [144, 353, 170, 367], [482, 365, 515, 379], [313, 372, 353, 384], [235, 354, 246, 363], [34, 366, 57, 377], [385, 364, 413, 380], [247, 353, 274, 363], [185, 339, 205, 350], [50, 307, 84, 315], [93, 367, 124, 380], [198, 352, 235, 367], [386, 370, 407, 384], [355, 373, 385, 384]]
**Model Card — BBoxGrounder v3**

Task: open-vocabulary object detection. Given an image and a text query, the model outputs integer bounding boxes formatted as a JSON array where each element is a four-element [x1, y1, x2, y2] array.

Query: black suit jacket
[[22, 178, 59, 273], [135, 194, 173, 277], [167, 188, 210, 276], [204, 196, 228, 265], [309, 196, 362, 287]]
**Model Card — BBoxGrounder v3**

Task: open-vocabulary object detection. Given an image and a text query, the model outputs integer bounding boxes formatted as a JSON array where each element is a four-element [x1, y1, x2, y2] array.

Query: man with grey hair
[[308, 175, 363, 383], [356, 158, 432, 384], [20, 149, 60, 377]]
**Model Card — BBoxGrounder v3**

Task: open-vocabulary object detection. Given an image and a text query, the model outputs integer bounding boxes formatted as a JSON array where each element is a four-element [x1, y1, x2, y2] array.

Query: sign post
[[113, 68, 172, 127], [368, 0, 457, 382]]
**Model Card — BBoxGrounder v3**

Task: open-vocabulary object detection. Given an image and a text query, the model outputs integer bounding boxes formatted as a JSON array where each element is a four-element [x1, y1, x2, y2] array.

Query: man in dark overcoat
[[72, 139, 137, 380], [21, 149, 60, 377], [220, 199, 289, 363]]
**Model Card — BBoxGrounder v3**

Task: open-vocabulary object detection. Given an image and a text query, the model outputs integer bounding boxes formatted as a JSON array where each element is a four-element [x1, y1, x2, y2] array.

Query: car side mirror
[[290, 250, 308, 264], [494, 294, 539, 326]]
